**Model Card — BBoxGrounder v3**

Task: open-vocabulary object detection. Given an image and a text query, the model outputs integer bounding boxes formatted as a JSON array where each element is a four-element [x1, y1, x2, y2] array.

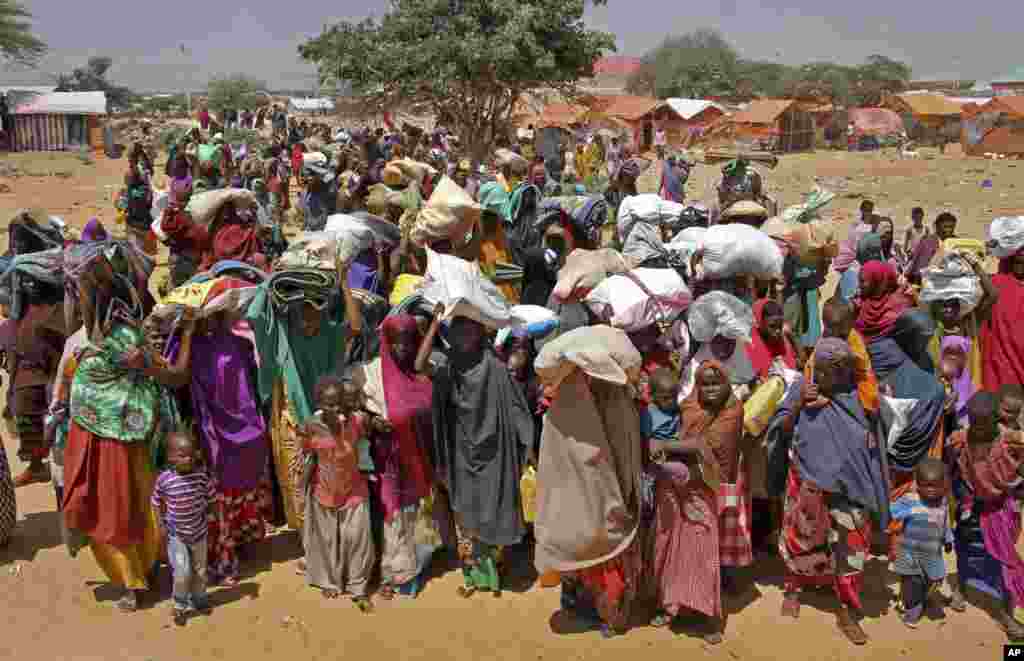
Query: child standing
[[298, 375, 374, 611], [640, 368, 681, 445], [946, 392, 1024, 638], [889, 458, 952, 628], [998, 384, 1024, 432], [151, 432, 214, 626], [904, 207, 929, 257]]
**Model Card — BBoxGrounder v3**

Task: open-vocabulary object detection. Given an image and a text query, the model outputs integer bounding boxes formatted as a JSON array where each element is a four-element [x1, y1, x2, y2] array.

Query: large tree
[[626, 29, 739, 99], [206, 74, 267, 113], [54, 57, 134, 111], [0, 0, 45, 66], [299, 0, 615, 159]]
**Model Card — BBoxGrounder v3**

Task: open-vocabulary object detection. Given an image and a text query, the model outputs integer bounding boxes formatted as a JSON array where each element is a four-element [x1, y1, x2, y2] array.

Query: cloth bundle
[[275, 232, 342, 272], [584, 268, 692, 332], [546, 196, 608, 245], [552, 248, 632, 302], [411, 176, 482, 247], [0, 248, 65, 321], [616, 194, 685, 245], [267, 269, 338, 313], [919, 252, 983, 317], [700, 223, 784, 279], [687, 290, 754, 343], [535, 324, 642, 389], [186, 188, 259, 226], [324, 212, 402, 265], [389, 158, 437, 185]]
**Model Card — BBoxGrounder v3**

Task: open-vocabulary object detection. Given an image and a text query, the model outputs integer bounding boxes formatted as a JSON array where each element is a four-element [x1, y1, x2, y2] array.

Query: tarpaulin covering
[[848, 108, 904, 136]]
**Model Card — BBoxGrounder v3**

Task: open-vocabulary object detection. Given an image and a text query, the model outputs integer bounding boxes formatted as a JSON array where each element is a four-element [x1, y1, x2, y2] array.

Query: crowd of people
[[1, 114, 1024, 650]]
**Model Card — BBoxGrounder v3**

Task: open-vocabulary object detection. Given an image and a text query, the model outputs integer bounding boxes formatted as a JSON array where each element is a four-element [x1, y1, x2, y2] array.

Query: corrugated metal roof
[[665, 98, 726, 120], [13, 91, 106, 115], [892, 93, 962, 117], [289, 97, 335, 111], [730, 99, 795, 124]]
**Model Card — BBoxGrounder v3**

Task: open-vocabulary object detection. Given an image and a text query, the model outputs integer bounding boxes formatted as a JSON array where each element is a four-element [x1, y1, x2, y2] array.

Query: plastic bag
[[701, 223, 783, 279], [988, 216, 1024, 258], [552, 248, 632, 302], [535, 325, 642, 389], [324, 213, 402, 264], [687, 290, 754, 343], [920, 252, 983, 317], [303, 152, 327, 167], [411, 176, 481, 246], [419, 248, 513, 328], [186, 188, 258, 226], [584, 268, 692, 332]]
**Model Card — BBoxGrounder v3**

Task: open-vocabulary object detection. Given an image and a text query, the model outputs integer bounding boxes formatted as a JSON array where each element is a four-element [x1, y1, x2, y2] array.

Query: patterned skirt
[[207, 474, 274, 583], [0, 447, 16, 546], [778, 462, 872, 610]]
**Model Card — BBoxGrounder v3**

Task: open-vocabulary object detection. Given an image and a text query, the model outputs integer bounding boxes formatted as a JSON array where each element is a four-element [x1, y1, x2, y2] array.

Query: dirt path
[[1, 148, 1019, 660]]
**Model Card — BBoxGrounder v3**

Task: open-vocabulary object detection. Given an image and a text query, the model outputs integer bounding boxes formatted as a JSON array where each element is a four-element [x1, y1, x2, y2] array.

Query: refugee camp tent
[[848, 108, 904, 137], [11, 91, 106, 152], [729, 99, 814, 152], [961, 96, 1024, 157]]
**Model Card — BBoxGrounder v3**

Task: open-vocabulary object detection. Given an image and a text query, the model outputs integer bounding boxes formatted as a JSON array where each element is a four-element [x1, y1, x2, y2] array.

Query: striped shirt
[[151, 469, 213, 545], [890, 493, 952, 581]]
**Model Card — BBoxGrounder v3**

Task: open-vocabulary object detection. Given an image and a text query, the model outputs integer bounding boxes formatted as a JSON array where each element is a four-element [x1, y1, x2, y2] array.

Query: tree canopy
[[206, 74, 267, 113], [54, 57, 134, 111], [299, 0, 616, 159], [0, 0, 45, 66], [627, 28, 911, 106]]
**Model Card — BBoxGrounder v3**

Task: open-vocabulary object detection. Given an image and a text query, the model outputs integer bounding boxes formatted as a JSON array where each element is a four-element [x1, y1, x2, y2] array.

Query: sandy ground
[[2, 147, 1022, 660]]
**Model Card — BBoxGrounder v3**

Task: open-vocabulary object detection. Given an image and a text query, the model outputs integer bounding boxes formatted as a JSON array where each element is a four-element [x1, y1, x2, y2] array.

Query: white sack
[[552, 248, 631, 302], [325, 213, 402, 264], [919, 252, 983, 317], [988, 216, 1024, 258], [584, 268, 692, 332], [617, 194, 685, 243], [701, 223, 784, 279], [687, 290, 754, 343], [420, 248, 513, 328], [186, 188, 258, 226]]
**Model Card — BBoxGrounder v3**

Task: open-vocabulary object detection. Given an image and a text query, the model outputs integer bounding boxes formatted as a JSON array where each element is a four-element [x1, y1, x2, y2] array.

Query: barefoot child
[[889, 458, 952, 628], [151, 432, 215, 626], [946, 392, 1024, 638], [298, 375, 374, 611]]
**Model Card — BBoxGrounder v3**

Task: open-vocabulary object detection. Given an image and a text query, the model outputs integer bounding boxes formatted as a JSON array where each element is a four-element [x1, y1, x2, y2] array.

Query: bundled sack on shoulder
[[616, 194, 685, 244], [552, 248, 633, 302], [666, 226, 707, 278], [687, 290, 754, 343], [535, 324, 642, 389], [389, 158, 438, 186], [419, 248, 514, 328], [919, 252, 983, 317], [988, 216, 1024, 258], [186, 188, 259, 226], [325, 212, 402, 265], [760, 187, 839, 265], [411, 176, 482, 246], [274, 232, 340, 272], [584, 268, 692, 332], [700, 223, 783, 279]]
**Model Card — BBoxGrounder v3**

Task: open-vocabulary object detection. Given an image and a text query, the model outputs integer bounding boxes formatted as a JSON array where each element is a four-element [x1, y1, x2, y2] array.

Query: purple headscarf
[[169, 176, 193, 208], [81, 218, 108, 242], [941, 335, 975, 426]]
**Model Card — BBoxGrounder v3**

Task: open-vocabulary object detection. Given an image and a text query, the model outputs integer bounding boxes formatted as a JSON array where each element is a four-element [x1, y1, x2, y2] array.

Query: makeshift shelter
[[584, 95, 663, 150], [884, 93, 962, 143], [848, 108, 904, 137], [11, 91, 106, 152], [728, 99, 813, 152], [961, 96, 1024, 157], [665, 99, 727, 145], [288, 97, 335, 114]]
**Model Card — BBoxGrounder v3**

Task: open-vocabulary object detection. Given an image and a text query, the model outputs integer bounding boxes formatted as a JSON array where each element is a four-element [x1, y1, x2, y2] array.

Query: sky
[[2, 1, 1022, 92]]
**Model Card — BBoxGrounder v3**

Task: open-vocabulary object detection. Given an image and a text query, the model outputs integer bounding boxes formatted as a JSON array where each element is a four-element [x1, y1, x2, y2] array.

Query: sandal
[[378, 585, 395, 601], [837, 607, 868, 646], [457, 586, 476, 599], [948, 589, 967, 613], [999, 612, 1024, 640]]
